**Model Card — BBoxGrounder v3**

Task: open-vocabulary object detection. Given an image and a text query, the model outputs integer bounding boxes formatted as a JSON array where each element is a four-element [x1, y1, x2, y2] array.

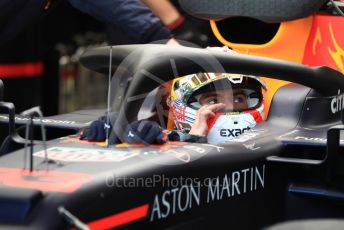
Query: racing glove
[[123, 120, 166, 145], [80, 112, 118, 142], [167, 130, 208, 143]]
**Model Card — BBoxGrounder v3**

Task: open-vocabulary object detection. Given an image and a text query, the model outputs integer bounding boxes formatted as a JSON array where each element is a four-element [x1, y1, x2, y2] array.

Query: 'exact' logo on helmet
[[220, 127, 251, 137], [331, 90, 344, 114]]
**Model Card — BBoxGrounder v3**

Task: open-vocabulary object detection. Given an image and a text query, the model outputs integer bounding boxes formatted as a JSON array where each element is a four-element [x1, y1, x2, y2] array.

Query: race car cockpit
[[80, 44, 344, 138]]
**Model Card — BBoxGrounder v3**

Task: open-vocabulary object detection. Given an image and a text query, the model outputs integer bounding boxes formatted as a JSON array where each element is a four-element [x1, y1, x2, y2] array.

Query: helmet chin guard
[[206, 107, 264, 144]]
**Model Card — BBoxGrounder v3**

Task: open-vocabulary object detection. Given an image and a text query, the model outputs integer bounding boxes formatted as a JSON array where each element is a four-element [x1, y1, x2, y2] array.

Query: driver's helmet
[[169, 72, 267, 144]]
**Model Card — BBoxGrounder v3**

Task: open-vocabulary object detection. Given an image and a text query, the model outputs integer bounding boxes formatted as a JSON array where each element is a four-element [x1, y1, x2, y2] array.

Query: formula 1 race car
[[0, 0, 344, 229]]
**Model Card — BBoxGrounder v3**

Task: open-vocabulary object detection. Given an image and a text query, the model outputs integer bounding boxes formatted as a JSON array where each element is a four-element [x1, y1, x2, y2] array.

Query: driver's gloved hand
[[124, 120, 166, 145], [80, 112, 118, 142]]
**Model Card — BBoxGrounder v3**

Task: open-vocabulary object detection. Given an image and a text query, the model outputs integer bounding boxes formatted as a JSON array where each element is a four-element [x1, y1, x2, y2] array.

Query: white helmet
[[170, 72, 267, 144]]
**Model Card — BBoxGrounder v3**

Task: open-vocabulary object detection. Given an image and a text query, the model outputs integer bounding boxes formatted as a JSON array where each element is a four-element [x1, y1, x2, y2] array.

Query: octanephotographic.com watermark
[[105, 174, 209, 188], [105, 165, 265, 189]]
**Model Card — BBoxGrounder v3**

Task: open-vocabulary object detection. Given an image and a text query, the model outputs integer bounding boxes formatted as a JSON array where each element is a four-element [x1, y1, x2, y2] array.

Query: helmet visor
[[187, 77, 263, 112]]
